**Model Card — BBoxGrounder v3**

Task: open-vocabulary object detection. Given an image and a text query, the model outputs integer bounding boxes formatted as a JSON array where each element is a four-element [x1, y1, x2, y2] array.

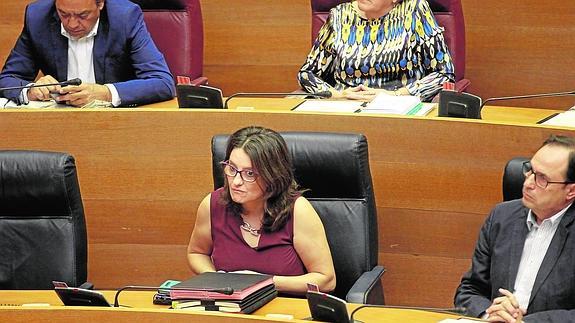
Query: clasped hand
[[332, 84, 395, 101], [485, 288, 526, 323], [28, 75, 111, 107]]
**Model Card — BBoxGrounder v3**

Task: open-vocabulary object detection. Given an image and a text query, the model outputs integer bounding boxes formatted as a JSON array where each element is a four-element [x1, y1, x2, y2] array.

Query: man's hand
[[55, 83, 112, 107], [485, 288, 526, 323], [27, 75, 60, 101]]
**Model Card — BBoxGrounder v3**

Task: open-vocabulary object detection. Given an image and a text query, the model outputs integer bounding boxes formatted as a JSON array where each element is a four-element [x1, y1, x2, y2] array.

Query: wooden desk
[[0, 290, 469, 322], [0, 99, 573, 308]]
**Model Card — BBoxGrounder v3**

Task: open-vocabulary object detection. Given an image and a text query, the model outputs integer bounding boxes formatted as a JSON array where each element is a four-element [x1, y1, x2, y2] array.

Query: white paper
[[362, 93, 421, 115], [541, 111, 575, 128], [0, 98, 66, 109], [293, 100, 364, 113], [0, 98, 111, 109]]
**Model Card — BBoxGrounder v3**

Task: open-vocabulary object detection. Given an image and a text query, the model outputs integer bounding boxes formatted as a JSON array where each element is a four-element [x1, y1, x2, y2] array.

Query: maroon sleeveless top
[[209, 188, 306, 276]]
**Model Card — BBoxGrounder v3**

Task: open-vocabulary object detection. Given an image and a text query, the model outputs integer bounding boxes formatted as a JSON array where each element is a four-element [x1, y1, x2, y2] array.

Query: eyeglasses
[[220, 161, 258, 183], [522, 161, 575, 189]]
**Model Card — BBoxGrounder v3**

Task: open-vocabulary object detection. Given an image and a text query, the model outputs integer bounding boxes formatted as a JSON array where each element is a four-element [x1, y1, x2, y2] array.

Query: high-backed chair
[[212, 132, 385, 304], [0, 151, 88, 289], [130, 0, 207, 85], [503, 157, 529, 201], [310, 0, 470, 91]]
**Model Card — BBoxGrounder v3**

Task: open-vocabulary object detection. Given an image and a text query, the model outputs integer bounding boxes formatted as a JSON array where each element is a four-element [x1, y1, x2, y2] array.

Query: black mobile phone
[[153, 292, 172, 305]]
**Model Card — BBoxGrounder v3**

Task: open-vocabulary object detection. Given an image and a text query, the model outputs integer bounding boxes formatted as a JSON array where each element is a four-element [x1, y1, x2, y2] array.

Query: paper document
[[0, 98, 112, 109], [0, 98, 64, 109], [292, 100, 364, 113], [360, 102, 435, 116], [541, 111, 575, 128], [361, 93, 422, 115]]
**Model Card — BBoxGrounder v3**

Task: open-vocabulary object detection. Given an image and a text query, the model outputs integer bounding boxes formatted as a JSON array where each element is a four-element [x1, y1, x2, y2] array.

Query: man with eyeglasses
[[455, 135, 575, 323], [0, 0, 175, 107]]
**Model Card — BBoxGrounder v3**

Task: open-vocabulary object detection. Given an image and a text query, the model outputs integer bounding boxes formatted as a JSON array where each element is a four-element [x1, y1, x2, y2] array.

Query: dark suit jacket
[[455, 199, 575, 322], [0, 0, 175, 106]]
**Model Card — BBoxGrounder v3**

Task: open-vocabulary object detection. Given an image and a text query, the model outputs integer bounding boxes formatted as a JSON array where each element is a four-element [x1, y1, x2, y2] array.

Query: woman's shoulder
[[399, 0, 443, 34], [293, 196, 318, 219], [396, 0, 434, 18]]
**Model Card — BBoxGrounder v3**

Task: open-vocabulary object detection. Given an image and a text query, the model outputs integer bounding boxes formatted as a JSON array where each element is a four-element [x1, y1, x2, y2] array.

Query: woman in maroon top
[[186, 126, 336, 294]]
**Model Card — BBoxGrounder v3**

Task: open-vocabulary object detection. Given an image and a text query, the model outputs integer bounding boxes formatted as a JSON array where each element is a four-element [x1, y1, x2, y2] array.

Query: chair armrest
[[345, 265, 385, 305], [455, 79, 471, 92], [190, 76, 209, 86]]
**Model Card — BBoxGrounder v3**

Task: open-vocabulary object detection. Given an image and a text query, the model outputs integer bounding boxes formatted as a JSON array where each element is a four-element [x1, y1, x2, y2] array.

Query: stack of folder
[[169, 272, 277, 314]]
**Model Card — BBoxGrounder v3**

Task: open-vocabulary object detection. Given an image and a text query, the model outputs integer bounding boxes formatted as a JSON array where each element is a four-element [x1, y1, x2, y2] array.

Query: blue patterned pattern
[[298, 0, 455, 101]]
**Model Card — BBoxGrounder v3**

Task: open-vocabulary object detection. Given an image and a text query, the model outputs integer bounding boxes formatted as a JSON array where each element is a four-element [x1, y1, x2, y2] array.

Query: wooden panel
[[1, 104, 574, 307], [201, 0, 310, 95], [381, 253, 471, 307], [89, 244, 191, 289], [0, 1, 26, 67], [462, 0, 575, 108], [1, 1, 574, 108]]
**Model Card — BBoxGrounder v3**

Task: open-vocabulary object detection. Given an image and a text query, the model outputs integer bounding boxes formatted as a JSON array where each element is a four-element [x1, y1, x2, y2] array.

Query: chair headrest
[[212, 132, 372, 199], [129, 0, 188, 10], [502, 157, 528, 201], [428, 0, 452, 12], [0, 151, 81, 216], [311, 0, 350, 13]]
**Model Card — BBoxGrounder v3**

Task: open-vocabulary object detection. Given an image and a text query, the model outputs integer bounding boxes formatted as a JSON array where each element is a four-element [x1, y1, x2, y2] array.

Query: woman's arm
[[297, 11, 337, 95], [186, 193, 216, 274], [404, 0, 456, 101], [273, 197, 336, 294]]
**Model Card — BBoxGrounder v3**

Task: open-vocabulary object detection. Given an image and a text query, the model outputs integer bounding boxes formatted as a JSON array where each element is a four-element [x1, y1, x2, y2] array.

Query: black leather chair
[[0, 151, 88, 289], [502, 157, 529, 201], [211, 132, 385, 304]]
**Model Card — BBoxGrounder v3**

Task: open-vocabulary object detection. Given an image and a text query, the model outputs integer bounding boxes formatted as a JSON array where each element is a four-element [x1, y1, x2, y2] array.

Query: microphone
[[113, 285, 234, 307], [481, 90, 575, 108], [307, 290, 468, 323], [438, 89, 575, 119], [223, 91, 332, 109], [0, 78, 82, 92]]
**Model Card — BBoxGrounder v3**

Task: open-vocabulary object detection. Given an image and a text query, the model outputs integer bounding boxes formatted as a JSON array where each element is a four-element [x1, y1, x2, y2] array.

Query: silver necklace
[[240, 221, 261, 236]]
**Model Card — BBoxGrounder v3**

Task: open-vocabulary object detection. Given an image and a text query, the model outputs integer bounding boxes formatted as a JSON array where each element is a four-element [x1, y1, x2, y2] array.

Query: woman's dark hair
[[220, 126, 302, 232], [542, 135, 575, 182]]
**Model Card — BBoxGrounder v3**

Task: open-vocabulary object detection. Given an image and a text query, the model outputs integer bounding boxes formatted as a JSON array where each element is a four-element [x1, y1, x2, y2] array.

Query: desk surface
[[1, 97, 564, 127], [0, 290, 471, 322], [0, 98, 573, 307]]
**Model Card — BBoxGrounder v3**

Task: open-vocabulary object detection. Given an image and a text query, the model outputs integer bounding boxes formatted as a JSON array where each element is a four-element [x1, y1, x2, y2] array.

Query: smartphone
[[49, 91, 61, 100]]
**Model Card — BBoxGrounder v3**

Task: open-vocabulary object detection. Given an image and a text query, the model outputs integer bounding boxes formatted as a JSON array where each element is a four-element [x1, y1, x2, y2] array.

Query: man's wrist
[[104, 84, 121, 107]]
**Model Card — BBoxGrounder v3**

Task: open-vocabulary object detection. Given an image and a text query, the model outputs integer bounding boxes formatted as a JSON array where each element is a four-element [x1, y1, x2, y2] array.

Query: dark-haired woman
[[186, 126, 336, 294]]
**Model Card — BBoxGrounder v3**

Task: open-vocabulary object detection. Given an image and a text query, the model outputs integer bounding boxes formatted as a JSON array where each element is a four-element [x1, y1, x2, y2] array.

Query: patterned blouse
[[298, 0, 455, 102]]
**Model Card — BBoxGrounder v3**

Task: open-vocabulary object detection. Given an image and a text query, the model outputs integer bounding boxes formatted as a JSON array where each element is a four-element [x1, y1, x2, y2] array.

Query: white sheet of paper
[[292, 100, 364, 113], [541, 111, 575, 128], [0, 98, 67, 109], [362, 93, 421, 115]]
